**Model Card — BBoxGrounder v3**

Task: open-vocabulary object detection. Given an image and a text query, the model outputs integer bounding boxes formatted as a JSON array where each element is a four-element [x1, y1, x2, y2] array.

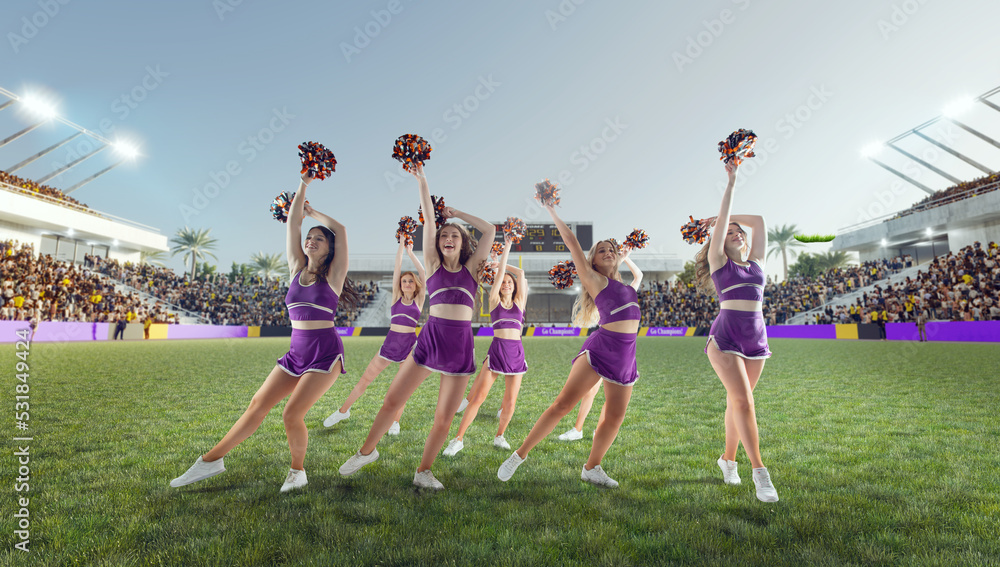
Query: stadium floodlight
[[113, 141, 139, 159], [19, 95, 57, 120], [67, 228, 74, 236], [925, 227, 933, 236], [860, 142, 884, 158], [880, 238, 887, 247], [113, 239, 119, 247], [942, 97, 974, 118]]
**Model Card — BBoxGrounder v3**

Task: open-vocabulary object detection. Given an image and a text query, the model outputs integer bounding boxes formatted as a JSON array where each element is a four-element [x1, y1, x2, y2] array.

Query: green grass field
[[2, 336, 999, 566]]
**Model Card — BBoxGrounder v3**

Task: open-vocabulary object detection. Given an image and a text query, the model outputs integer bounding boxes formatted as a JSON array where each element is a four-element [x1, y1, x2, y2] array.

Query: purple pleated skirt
[[378, 329, 418, 363], [484, 337, 528, 375], [572, 327, 638, 386], [412, 316, 476, 376], [277, 327, 346, 377], [705, 309, 771, 360]]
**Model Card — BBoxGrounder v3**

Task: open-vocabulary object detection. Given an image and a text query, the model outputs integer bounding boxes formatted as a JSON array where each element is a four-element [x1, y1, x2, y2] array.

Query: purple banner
[[530, 327, 582, 337], [888, 321, 1000, 342], [0, 321, 112, 342], [764, 325, 837, 339], [476, 327, 494, 337], [645, 327, 689, 337], [167, 325, 248, 340], [337, 327, 354, 337]]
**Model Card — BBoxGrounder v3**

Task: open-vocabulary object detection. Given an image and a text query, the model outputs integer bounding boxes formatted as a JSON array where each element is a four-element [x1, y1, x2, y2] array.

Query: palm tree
[[139, 249, 167, 267], [249, 251, 285, 281], [766, 224, 805, 282], [170, 227, 218, 281], [815, 250, 852, 273]]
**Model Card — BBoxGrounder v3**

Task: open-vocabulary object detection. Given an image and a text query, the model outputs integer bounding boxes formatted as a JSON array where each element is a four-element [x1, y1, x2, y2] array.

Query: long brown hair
[[693, 223, 748, 296], [572, 240, 622, 327], [435, 223, 475, 266], [309, 225, 361, 310]]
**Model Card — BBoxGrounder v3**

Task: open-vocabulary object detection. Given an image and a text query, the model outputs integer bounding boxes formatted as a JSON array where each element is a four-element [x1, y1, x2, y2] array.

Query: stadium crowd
[[1, 240, 172, 325], [897, 172, 1000, 218], [1, 170, 92, 212]]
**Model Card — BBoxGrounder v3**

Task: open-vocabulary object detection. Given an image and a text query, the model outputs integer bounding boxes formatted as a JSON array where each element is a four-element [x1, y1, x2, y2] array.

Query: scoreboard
[[413, 223, 592, 253]]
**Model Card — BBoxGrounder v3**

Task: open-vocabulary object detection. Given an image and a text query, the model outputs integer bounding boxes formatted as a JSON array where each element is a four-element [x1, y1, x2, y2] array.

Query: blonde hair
[[571, 240, 622, 327], [693, 223, 749, 295]]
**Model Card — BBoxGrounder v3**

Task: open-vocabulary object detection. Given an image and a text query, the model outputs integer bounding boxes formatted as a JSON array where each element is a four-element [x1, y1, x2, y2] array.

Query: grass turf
[[1, 336, 999, 566]]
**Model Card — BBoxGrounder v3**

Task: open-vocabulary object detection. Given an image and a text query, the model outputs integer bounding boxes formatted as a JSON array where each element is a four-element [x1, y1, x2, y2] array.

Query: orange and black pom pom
[[396, 216, 419, 246], [298, 141, 337, 180], [271, 191, 309, 223], [478, 260, 498, 285], [548, 260, 577, 289], [534, 179, 561, 207], [417, 195, 447, 229], [717, 129, 757, 166], [490, 242, 505, 258], [392, 134, 433, 173], [503, 217, 527, 244], [681, 216, 711, 245], [624, 229, 648, 251]]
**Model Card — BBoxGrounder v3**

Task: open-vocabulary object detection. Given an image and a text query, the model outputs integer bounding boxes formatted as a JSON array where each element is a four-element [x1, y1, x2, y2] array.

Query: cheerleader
[[443, 234, 528, 456], [498, 200, 642, 488], [323, 238, 425, 434], [339, 164, 496, 490], [692, 160, 778, 502], [171, 172, 359, 493]]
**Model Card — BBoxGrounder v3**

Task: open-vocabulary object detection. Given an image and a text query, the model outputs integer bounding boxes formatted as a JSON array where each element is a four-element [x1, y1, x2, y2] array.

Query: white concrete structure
[[0, 183, 168, 263], [833, 185, 1000, 264]]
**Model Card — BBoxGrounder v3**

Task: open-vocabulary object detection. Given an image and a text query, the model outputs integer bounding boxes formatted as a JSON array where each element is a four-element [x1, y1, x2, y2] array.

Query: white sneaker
[[413, 469, 444, 490], [581, 464, 619, 488], [339, 449, 379, 476], [752, 467, 779, 502], [456, 398, 469, 413], [323, 409, 350, 428], [558, 427, 583, 441], [170, 456, 225, 487], [497, 451, 524, 481], [280, 468, 307, 493], [717, 457, 741, 485], [493, 435, 511, 450], [442, 438, 464, 457], [387, 421, 401, 435]]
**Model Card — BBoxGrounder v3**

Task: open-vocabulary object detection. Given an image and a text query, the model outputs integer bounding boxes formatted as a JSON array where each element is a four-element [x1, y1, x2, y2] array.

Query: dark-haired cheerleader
[[171, 171, 359, 493]]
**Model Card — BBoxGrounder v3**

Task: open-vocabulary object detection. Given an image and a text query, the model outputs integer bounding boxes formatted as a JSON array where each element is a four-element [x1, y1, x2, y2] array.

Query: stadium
[[2, 3, 1000, 566]]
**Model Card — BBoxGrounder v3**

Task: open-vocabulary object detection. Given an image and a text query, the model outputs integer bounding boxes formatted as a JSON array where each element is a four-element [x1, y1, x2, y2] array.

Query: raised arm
[[412, 164, 439, 273], [708, 161, 739, 271], [286, 173, 311, 277], [449, 208, 496, 271], [391, 239, 405, 302], [490, 237, 514, 307], [620, 248, 643, 291], [545, 202, 603, 296], [729, 214, 767, 264], [503, 262, 529, 308], [405, 242, 426, 306], [304, 205, 348, 295]]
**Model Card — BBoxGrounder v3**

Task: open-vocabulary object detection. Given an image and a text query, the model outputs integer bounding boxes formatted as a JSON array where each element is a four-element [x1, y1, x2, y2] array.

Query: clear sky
[[3, 0, 999, 281]]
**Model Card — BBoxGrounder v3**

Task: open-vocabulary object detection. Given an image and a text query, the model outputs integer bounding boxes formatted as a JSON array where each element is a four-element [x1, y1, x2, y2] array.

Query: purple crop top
[[390, 297, 421, 327], [491, 301, 523, 331], [426, 265, 477, 309], [711, 258, 765, 302], [285, 271, 339, 321], [595, 278, 640, 325]]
